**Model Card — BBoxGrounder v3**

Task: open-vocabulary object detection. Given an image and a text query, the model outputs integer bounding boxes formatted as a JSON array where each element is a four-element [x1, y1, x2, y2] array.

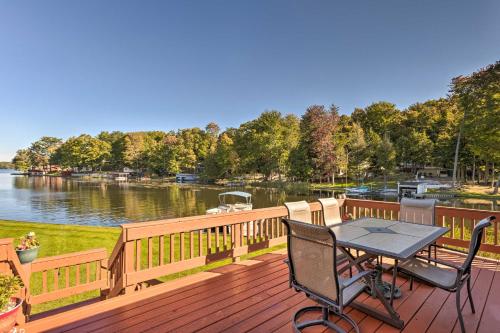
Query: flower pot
[[0, 298, 22, 333], [16, 246, 39, 264]]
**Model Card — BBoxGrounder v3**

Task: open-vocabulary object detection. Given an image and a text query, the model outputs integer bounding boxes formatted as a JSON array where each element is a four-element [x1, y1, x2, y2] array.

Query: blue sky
[[0, 1, 499, 161]]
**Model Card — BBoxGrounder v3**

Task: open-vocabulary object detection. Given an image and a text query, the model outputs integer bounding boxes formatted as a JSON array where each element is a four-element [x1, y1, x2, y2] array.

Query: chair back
[[282, 219, 340, 302], [336, 193, 346, 207], [400, 198, 436, 225], [284, 201, 312, 224], [318, 198, 342, 227], [462, 216, 496, 272]]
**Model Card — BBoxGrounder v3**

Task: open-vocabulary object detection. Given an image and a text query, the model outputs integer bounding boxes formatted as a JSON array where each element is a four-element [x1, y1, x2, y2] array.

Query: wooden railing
[[109, 202, 323, 293], [0, 242, 108, 319], [344, 198, 500, 254], [27, 248, 108, 311], [0, 239, 30, 325], [1, 198, 499, 322]]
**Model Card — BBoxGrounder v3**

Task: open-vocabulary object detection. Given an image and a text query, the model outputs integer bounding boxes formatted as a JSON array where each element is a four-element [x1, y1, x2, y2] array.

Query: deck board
[[22, 251, 499, 333]]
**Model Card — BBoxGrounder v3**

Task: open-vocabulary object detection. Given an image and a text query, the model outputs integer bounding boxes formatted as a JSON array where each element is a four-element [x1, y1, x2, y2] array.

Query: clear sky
[[0, 1, 499, 161]]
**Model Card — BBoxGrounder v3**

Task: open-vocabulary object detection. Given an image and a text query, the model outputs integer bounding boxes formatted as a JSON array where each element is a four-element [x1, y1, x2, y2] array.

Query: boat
[[345, 185, 371, 195], [110, 172, 129, 181], [206, 191, 253, 215], [175, 173, 199, 182]]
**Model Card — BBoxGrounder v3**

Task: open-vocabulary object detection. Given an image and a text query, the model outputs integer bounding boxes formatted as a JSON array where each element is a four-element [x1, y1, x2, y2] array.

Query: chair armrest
[[429, 243, 469, 255], [341, 270, 373, 289], [414, 255, 463, 271]]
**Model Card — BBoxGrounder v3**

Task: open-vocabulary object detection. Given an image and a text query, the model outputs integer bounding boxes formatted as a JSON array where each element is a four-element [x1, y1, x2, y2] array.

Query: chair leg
[[456, 289, 466, 333], [467, 276, 476, 313], [293, 305, 358, 333], [409, 276, 413, 291]]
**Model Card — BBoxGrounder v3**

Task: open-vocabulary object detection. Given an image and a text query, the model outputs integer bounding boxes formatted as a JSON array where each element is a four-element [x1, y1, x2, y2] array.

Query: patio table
[[330, 217, 448, 328]]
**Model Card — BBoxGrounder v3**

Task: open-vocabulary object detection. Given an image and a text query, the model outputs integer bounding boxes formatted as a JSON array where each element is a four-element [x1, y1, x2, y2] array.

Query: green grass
[[0, 220, 121, 314], [0, 220, 286, 315]]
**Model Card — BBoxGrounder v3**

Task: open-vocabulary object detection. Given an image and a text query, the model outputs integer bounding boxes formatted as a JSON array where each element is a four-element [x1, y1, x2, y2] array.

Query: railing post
[[123, 239, 136, 294]]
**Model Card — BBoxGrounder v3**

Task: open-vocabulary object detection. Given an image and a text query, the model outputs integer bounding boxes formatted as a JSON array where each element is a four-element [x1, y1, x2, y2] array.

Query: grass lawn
[[0, 220, 286, 315]]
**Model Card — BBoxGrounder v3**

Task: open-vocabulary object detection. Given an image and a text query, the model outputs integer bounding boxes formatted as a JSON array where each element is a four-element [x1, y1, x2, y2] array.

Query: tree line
[[12, 61, 499, 189]]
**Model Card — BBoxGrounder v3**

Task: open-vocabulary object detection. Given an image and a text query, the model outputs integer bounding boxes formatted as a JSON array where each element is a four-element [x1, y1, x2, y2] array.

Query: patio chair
[[400, 198, 437, 259], [399, 198, 436, 225], [284, 200, 349, 276], [282, 219, 373, 333], [285, 201, 312, 224], [318, 198, 342, 227], [398, 215, 496, 333]]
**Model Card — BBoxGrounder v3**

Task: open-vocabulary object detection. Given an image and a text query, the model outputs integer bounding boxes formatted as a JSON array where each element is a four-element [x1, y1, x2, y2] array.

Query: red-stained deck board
[[22, 251, 498, 333], [477, 263, 500, 333]]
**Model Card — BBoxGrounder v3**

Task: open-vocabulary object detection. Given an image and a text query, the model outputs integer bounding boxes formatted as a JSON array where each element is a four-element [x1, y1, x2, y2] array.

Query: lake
[[0, 170, 497, 226]]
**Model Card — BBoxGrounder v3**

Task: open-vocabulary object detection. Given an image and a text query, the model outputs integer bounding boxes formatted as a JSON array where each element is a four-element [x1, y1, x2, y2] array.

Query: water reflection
[[0, 170, 497, 226]]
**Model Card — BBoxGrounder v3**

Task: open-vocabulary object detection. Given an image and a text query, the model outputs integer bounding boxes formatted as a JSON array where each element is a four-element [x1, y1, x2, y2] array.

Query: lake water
[[0, 170, 497, 226]]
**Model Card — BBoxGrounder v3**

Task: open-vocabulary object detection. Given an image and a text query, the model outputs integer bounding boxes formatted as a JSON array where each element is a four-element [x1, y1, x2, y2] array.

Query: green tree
[[289, 105, 340, 182], [235, 111, 299, 180], [58, 135, 111, 170], [122, 132, 147, 171], [374, 134, 396, 188], [347, 123, 369, 183], [28, 137, 62, 170], [205, 132, 239, 179], [12, 149, 31, 171], [451, 61, 500, 191], [351, 102, 401, 140], [97, 131, 126, 170]]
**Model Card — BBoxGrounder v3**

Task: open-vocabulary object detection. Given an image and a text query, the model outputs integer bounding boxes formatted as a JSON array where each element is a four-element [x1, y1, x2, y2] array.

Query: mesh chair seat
[[400, 258, 457, 289], [398, 216, 495, 333], [339, 278, 366, 306]]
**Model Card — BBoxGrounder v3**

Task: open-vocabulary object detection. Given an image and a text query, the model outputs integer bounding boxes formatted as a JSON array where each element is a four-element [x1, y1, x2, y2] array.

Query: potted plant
[[16, 232, 40, 264], [0, 274, 23, 333]]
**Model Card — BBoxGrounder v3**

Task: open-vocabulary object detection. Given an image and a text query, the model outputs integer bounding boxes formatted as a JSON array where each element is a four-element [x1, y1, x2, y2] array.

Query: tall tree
[[58, 135, 111, 170], [374, 133, 396, 188], [351, 102, 401, 140], [347, 122, 369, 184], [290, 105, 340, 182], [451, 61, 500, 191], [28, 137, 62, 170], [12, 149, 31, 171]]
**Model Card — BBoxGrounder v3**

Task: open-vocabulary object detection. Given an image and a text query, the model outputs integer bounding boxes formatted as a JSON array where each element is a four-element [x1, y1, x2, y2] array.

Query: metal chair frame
[[399, 216, 496, 333], [283, 218, 373, 333]]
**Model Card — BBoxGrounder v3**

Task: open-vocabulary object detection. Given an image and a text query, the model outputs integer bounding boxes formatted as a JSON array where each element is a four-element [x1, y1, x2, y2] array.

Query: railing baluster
[[180, 232, 185, 260], [460, 218, 465, 240], [214, 228, 220, 252], [451, 217, 455, 239], [159, 235, 164, 266], [86, 262, 90, 283], [76, 264, 80, 286], [222, 226, 227, 250], [147, 237, 153, 268], [207, 229, 212, 254], [42, 270, 47, 293], [198, 230, 203, 256], [54, 268, 59, 290], [135, 239, 141, 271], [170, 234, 175, 263], [65, 266, 70, 288], [190, 231, 194, 259], [239, 223, 244, 247]]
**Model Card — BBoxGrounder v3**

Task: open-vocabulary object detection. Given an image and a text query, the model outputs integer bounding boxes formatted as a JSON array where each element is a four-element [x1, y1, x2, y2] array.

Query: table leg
[[338, 247, 404, 329], [390, 259, 398, 306]]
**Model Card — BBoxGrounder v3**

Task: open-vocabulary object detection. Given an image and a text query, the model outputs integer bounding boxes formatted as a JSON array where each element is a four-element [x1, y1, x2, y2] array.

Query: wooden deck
[[23, 249, 500, 333]]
